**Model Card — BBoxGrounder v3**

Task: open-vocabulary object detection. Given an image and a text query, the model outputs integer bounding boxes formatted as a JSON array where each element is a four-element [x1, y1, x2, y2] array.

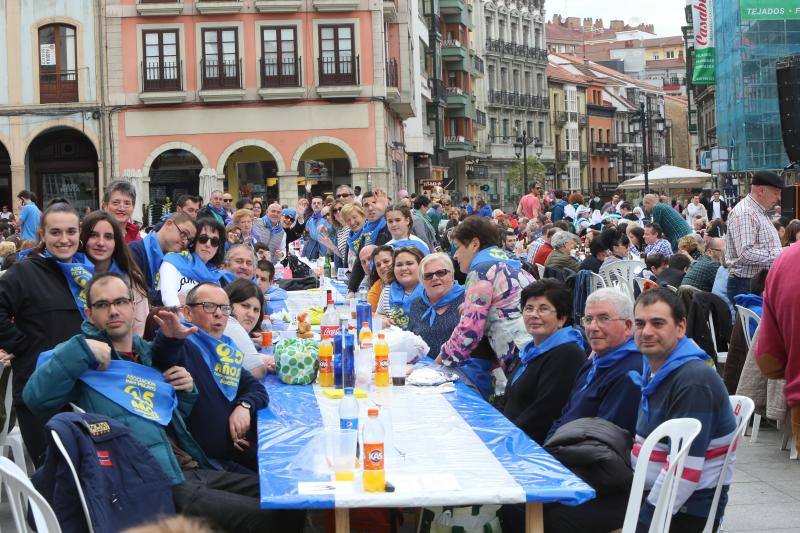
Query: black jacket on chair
[[544, 417, 633, 496], [686, 291, 732, 362]]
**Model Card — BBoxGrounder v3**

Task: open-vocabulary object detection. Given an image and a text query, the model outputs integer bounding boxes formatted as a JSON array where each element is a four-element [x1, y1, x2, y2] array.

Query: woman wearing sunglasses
[[158, 217, 227, 307], [407, 253, 465, 359]]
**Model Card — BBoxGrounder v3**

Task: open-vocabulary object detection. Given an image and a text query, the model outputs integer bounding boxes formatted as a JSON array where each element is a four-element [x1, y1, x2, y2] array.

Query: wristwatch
[[238, 400, 252, 410]]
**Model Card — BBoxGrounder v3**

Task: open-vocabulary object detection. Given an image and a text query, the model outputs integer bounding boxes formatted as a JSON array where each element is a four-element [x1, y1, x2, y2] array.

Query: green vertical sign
[[741, 0, 800, 20], [692, 0, 715, 84]]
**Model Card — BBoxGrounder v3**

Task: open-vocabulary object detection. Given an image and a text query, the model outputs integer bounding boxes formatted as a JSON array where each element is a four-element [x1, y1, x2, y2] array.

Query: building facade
[[546, 63, 587, 193], [482, 0, 549, 208], [715, 0, 800, 184], [0, 0, 106, 211], [107, 0, 416, 214]]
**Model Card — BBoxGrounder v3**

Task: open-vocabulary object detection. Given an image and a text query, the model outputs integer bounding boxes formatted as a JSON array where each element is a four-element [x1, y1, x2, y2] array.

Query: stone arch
[[290, 136, 360, 171], [215, 138, 286, 175], [22, 119, 101, 163], [142, 141, 210, 178]]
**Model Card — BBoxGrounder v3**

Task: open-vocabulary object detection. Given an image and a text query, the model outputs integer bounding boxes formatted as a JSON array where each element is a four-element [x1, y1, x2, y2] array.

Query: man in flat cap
[[725, 170, 783, 300]]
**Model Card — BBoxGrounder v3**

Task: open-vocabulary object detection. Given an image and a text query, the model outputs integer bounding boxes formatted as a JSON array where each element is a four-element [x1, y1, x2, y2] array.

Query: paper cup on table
[[389, 351, 407, 386], [327, 428, 358, 482]]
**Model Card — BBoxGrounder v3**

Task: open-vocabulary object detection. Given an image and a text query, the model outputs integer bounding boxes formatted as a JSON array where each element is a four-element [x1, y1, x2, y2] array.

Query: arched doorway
[[27, 128, 98, 211], [297, 143, 352, 198], [221, 146, 279, 204], [148, 149, 202, 204], [0, 142, 10, 210]]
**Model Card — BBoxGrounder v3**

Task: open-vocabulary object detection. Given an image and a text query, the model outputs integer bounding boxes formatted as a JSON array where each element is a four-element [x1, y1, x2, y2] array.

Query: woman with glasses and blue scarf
[[158, 217, 227, 308], [435, 216, 535, 400], [503, 280, 587, 444], [407, 253, 465, 358]]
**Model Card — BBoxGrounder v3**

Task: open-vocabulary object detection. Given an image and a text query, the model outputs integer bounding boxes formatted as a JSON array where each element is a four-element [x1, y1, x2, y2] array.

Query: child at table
[[256, 260, 288, 316]]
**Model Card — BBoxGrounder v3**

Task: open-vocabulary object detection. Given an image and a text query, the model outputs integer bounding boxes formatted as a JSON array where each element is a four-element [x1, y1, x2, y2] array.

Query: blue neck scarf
[[163, 251, 224, 284], [359, 217, 388, 250], [183, 323, 244, 401], [581, 337, 641, 391], [208, 204, 226, 218], [419, 282, 465, 327], [262, 216, 284, 236], [219, 270, 239, 286], [43, 252, 94, 319], [512, 327, 585, 385], [469, 246, 521, 271], [37, 349, 178, 426], [311, 212, 322, 222], [628, 336, 710, 418], [389, 238, 430, 255], [143, 232, 164, 290], [388, 281, 424, 329], [347, 226, 365, 253]]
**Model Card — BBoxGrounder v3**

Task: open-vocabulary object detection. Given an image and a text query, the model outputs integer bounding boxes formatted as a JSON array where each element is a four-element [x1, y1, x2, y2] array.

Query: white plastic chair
[[0, 369, 29, 475], [50, 430, 95, 533], [535, 263, 545, 279], [708, 313, 727, 365], [701, 396, 754, 533], [621, 418, 702, 533], [734, 306, 763, 443], [589, 271, 606, 294], [600, 260, 644, 302], [0, 456, 61, 533]]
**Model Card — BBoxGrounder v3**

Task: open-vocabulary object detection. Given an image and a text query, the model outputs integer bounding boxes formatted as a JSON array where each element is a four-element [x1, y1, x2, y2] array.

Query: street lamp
[[513, 130, 544, 192], [629, 94, 667, 194]]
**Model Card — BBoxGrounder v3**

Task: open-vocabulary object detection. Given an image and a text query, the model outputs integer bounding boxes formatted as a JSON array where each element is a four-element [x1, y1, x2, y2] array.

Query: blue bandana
[[163, 251, 225, 284], [354, 217, 388, 253], [143, 232, 164, 291], [581, 337, 642, 391], [469, 246, 521, 271], [37, 349, 178, 426], [184, 323, 244, 401], [43, 252, 95, 319], [262, 216, 284, 236], [512, 327, 585, 385], [419, 282, 464, 327], [388, 281, 424, 329], [628, 336, 711, 418], [389, 238, 430, 255]]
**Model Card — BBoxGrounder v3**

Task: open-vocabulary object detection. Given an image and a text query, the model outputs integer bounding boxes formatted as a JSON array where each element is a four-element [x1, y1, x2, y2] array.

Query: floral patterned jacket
[[439, 261, 534, 369]]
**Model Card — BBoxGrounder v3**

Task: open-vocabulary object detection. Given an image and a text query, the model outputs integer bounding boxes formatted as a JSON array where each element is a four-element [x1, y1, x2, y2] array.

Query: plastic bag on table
[[379, 326, 430, 364], [275, 338, 319, 384], [418, 505, 502, 533]]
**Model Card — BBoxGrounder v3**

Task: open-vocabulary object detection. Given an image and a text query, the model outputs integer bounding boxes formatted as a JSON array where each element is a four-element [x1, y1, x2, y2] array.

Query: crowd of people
[[0, 167, 794, 533]]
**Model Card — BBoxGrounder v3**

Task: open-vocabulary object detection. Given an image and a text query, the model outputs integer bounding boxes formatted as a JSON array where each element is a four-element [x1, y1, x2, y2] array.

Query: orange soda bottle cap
[[362, 322, 369, 327], [368, 408, 379, 416], [378, 333, 385, 339]]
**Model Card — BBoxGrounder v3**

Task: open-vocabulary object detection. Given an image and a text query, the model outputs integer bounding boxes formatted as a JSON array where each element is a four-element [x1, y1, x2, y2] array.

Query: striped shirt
[[632, 359, 738, 520], [725, 194, 782, 278]]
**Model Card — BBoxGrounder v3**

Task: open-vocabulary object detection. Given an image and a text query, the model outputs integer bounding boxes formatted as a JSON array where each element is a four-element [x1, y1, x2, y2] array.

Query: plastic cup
[[328, 428, 358, 481], [372, 317, 383, 334], [389, 351, 407, 386]]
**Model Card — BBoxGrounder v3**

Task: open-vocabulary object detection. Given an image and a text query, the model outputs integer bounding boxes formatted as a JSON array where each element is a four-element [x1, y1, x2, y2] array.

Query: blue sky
[[549, 0, 688, 37]]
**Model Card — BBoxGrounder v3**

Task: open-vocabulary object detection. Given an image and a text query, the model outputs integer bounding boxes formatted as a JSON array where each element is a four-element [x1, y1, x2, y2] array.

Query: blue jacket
[[302, 214, 329, 260], [23, 322, 211, 485], [34, 412, 175, 532], [151, 334, 268, 464], [479, 205, 493, 218], [552, 199, 568, 222]]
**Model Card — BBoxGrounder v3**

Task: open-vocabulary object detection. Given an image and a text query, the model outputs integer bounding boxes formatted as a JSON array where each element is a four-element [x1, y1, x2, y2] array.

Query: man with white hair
[[544, 231, 581, 271], [541, 287, 644, 533]]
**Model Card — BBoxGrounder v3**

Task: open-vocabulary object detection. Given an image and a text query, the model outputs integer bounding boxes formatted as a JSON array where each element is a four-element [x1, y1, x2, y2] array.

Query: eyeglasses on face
[[90, 297, 133, 311], [522, 305, 556, 316], [580, 315, 626, 327], [196, 234, 220, 247], [423, 269, 450, 281], [337, 193, 353, 199], [186, 302, 232, 315], [223, 199, 233, 203], [175, 224, 195, 245]]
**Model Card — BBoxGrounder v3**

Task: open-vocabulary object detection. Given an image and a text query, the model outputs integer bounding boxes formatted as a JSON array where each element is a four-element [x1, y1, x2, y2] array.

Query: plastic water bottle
[[339, 387, 359, 430], [362, 408, 385, 492]]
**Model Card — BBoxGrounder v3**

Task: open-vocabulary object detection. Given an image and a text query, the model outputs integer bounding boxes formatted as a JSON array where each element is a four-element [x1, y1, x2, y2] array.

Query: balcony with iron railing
[[260, 56, 301, 88], [316, 54, 361, 98], [662, 76, 685, 88], [201, 58, 242, 90], [484, 39, 548, 61], [487, 90, 549, 110], [386, 58, 399, 88], [471, 53, 484, 76], [142, 61, 182, 92], [475, 109, 487, 127], [40, 68, 79, 104]]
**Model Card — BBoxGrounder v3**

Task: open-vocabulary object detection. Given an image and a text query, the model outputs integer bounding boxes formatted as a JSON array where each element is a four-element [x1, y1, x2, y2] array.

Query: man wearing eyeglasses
[[222, 193, 235, 218], [540, 287, 644, 533], [129, 213, 196, 304], [681, 238, 725, 292], [171, 282, 267, 472]]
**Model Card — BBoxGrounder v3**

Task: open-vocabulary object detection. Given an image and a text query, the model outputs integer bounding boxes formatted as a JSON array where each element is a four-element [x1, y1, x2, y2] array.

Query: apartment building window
[[514, 120, 521, 135], [653, 53, 660, 60], [502, 119, 509, 140], [524, 71, 531, 94], [537, 73, 544, 95], [202, 28, 240, 90], [39, 24, 78, 103], [523, 25, 529, 46], [600, 168, 605, 181], [666, 50, 675, 59], [606, 128, 612, 142], [485, 17, 493, 39], [490, 118, 497, 139], [526, 121, 533, 137], [569, 166, 580, 190], [592, 168, 596, 182], [498, 20, 505, 41], [512, 70, 519, 93], [488, 65, 495, 92], [565, 86, 577, 112], [590, 128, 595, 143], [262, 27, 299, 87], [143, 30, 181, 92], [534, 28, 541, 49], [319, 25, 356, 85], [538, 121, 545, 143], [598, 129, 603, 143], [511, 23, 517, 44], [500, 67, 507, 90]]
